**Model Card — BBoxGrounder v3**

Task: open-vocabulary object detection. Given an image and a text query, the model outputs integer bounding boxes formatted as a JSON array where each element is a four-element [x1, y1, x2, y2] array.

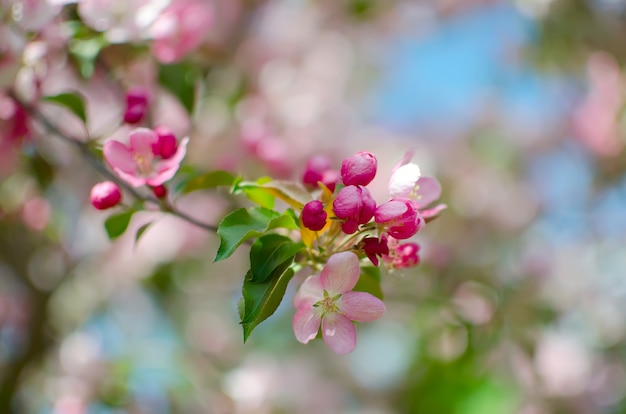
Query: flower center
[[315, 290, 342, 316], [133, 153, 154, 176]]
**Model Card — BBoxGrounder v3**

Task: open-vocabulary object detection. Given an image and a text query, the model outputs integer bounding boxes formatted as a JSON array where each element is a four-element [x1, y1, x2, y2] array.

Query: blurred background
[[2, 0, 626, 413]]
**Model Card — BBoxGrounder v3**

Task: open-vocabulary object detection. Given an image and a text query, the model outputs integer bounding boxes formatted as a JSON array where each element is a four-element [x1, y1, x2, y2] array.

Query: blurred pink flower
[[383, 237, 420, 269], [150, 0, 213, 64], [293, 251, 385, 354], [103, 127, 188, 187]]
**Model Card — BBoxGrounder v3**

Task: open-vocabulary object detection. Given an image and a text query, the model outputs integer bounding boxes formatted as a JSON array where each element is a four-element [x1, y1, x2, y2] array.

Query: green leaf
[[241, 263, 296, 342], [215, 207, 298, 262], [249, 234, 304, 283], [104, 210, 135, 240], [68, 35, 107, 78], [182, 170, 237, 194], [134, 222, 153, 244], [158, 62, 199, 114], [353, 266, 383, 300], [236, 180, 311, 209], [43, 92, 87, 124]]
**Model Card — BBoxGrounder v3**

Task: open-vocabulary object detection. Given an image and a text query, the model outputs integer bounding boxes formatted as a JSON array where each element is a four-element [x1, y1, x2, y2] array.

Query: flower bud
[[341, 151, 377, 186], [332, 185, 376, 234], [152, 184, 168, 199], [154, 126, 178, 159], [301, 200, 327, 231], [90, 181, 122, 210], [375, 198, 422, 239], [361, 235, 389, 267], [124, 87, 149, 124]]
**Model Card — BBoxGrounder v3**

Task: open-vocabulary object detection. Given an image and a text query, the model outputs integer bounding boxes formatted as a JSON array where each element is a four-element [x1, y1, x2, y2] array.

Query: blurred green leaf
[[43, 92, 88, 124], [241, 262, 295, 342], [134, 222, 153, 244], [215, 207, 298, 262], [353, 265, 383, 300], [236, 179, 311, 210], [249, 234, 303, 283], [181, 170, 237, 193], [104, 210, 135, 240], [68, 35, 107, 78], [158, 62, 199, 114]]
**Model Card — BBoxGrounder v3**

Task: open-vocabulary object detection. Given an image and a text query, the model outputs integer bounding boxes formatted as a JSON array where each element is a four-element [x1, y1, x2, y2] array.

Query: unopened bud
[[90, 181, 122, 210]]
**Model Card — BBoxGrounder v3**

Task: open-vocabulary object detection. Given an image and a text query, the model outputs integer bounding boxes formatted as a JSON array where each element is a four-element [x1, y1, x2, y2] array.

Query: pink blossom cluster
[[300, 150, 445, 269]]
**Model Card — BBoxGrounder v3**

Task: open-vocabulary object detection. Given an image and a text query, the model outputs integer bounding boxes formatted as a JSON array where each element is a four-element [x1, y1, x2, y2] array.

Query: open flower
[[103, 127, 188, 187], [293, 251, 385, 354]]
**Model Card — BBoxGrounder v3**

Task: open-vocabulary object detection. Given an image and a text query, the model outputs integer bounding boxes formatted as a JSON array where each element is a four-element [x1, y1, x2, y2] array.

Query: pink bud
[[375, 198, 422, 239], [341, 151, 377, 186], [124, 87, 149, 124], [90, 181, 122, 210], [383, 237, 420, 268], [152, 184, 168, 199], [332, 185, 376, 234], [154, 126, 178, 159], [302, 155, 332, 186], [361, 235, 389, 266], [301, 200, 327, 231]]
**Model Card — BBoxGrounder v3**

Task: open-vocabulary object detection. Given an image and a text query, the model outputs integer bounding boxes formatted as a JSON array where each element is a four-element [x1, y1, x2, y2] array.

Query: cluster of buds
[[300, 150, 443, 270]]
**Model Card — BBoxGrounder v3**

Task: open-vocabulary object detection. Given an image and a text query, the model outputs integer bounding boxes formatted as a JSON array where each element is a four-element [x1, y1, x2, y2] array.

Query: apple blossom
[[332, 185, 376, 234], [149, 0, 214, 64], [301, 200, 327, 231], [90, 181, 122, 209], [360, 235, 389, 267], [302, 155, 339, 191], [383, 237, 420, 269], [293, 251, 385, 354], [103, 127, 188, 187], [374, 197, 423, 240], [341, 151, 377, 186]]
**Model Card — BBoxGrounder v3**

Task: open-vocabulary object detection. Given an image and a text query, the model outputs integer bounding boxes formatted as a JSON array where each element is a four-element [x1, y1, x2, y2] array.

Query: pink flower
[[341, 151, 377, 186], [389, 156, 446, 221], [360, 235, 389, 267], [332, 185, 376, 234], [383, 237, 420, 269], [123, 87, 149, 124], [374, 197, 422, 240], [301, 200, 327, 231], [90, 181, 122, 210], [103, 127, 188, 187], [150, 0, 214, 64], [293, 252, 385, 354]]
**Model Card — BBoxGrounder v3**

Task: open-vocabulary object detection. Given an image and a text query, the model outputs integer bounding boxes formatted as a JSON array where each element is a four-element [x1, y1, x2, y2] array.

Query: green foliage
[[158, 62, 200, 114], [134, 222, 153, 245], [235, 180, 311, 210], [43, 92, 88, 124], [215, 207, 298, 262], [240, 262, 296, 342], [181, 170, 238, 193], [353, 265, 383, 300], [249, 234, 304, 283], [104, 210, 135, 239]]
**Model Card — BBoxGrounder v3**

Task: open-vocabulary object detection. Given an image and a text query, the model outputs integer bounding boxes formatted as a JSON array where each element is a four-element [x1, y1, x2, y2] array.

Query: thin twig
[[10, 91, 219, 233]]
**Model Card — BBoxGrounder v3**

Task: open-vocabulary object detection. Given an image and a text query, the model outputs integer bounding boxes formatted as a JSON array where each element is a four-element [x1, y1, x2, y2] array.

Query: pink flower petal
[[416, 177, 442, 208], [340, 291, 386, 322], [129, 128, 159, 158], [147, 137, 189, 186], [103, 140, 136, 174], [421, 203, 447, 222], [321, 313, 356, 354], [293, 275, 323, 309], [320, 251, 360, 295], [293, 307, 321, 344]]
